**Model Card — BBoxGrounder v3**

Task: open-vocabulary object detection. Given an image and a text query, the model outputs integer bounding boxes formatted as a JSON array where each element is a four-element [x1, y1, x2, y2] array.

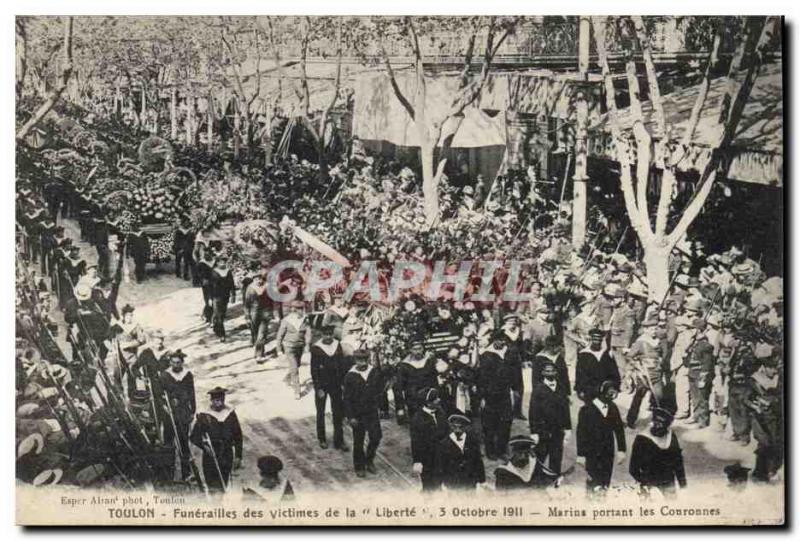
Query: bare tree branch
[[17, 16, 74, 142]]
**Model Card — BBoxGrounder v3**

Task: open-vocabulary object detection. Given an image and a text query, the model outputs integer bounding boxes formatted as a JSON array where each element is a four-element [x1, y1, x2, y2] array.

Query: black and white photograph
[[12, 12, 785, 526]]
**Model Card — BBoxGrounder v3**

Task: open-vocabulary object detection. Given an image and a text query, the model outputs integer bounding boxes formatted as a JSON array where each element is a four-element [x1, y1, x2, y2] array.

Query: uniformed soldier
[[310, 325, 350, 451], [160, 350, 196, 480], [394, 339, 437, 425], [343, 350, 384, 478], [575, 328, 621, 403], [244, 271, 273, 362], [410, 387, 448, 491], [433, 412, 485, 491], [93, 215, 110, 280], [528, 360, 571, 476], [127, 228, 149, 282], [195, 249, 215, 323], [477, 330, 514, 461], [576, 380, 626, 494], [625, 312, 667, 428], [726, 342, 757, 445], [746, 349, 783, 483], [494, 435, 559, 491], [684, 319, 716, 429], [276, 300, 311, 399], [189, 387, 243, 492]]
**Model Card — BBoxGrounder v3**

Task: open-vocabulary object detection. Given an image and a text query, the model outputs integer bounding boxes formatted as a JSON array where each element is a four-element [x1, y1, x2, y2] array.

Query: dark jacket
[[208, 268, 235, 300], [576, 400, 626, 459], [310, 340, 350, 392], [410, 407, 449, 469], [629, 432, 687, 490], [477, 350, 514, 403], [529, 381, 572, 438], [434, 432, 485, 490], [342, 366, 384, 419], [575, 347, 621, 400], [531, 351, 571, 396], [160, 369, 197, 424]]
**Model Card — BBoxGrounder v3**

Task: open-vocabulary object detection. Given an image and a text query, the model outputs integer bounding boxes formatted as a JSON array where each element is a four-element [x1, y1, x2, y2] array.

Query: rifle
[[203, 432, 229, 493], [163, 391, 207, 495]]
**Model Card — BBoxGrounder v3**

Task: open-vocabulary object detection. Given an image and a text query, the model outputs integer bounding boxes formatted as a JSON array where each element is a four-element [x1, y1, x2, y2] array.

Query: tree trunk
[[170, 88, 177, 139], [420, 144, 441, 226], [207, 96, 214, 153], [643, 244, 671, 302]]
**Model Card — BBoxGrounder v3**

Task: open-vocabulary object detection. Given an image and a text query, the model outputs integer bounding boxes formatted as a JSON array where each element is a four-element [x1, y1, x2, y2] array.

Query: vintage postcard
[[15, 15, 784, 526]]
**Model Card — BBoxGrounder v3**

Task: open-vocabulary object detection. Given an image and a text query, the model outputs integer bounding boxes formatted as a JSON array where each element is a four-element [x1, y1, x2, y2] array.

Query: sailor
[[209, 254, 235, 342], [531, 333, 570, 397], [394, 338, 437, 425], [502, 313, 526, 420], [494, 435, 560, 491], [189, 387, 243, 492], [575, 327, 621, 403], [529, 360, 571, 476], [310, 325, 350, 451], [160, 349, 196, 480], [410, 387, 448, 491], [342, 350, 384, 478], [243, 455, 295, 503], [477, 330, 514, 461], [433, 411, 485, 491], [629, 406, 687, 497], [576, 380, 627, 494]]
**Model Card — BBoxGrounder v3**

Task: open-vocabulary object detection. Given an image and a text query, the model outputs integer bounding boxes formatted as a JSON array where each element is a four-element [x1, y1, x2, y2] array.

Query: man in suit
[[576, 380, 627, 495], [529, 360, 571, 476], [434, 412, 485, 491], [410, 387, 448, 491], [310, 325, 351, 451], [343, 350, 384, 478]]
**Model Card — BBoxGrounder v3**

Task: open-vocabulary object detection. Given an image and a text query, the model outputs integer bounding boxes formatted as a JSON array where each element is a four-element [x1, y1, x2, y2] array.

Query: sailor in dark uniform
[[529, 360, 571, 476], [127, 228, 149, 282], [310, 325, 351, 451], [394, 339, 438, 425], [195, 249, 215, 323], [190, 387, 243, 492], [343, 351, 384, 477], [209, 255, 235, 342], [160, 350, 196, 480], [477, 330, 514, 461], [494, 435, 560, 491], [174, 217, 196, 281], [576, 380, 627, 494], [629, 406, 687, 497], [433, 412, 485, 491], [575, 327, 621, 403], [243, 456, 295, 503], [531, 333, 571, 396], [502, 313, 527, 420], [410, 387, 448, 491]]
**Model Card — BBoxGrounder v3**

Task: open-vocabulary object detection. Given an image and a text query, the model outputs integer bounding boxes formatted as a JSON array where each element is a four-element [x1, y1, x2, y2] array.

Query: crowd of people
[[15, 106, 784, 500]]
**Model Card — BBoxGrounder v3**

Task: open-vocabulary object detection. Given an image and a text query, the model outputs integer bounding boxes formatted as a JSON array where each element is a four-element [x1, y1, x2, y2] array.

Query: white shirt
[[592, 398, 610, 417], [449, 432, 466, 452]]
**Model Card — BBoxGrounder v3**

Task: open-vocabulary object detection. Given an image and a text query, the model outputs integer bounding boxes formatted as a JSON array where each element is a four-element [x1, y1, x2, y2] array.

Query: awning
[[588, 62, 783, 186]]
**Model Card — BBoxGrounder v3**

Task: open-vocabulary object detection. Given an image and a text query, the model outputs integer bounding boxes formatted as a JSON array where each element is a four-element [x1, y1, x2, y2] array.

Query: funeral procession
[[14, 14, 784, 523]]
